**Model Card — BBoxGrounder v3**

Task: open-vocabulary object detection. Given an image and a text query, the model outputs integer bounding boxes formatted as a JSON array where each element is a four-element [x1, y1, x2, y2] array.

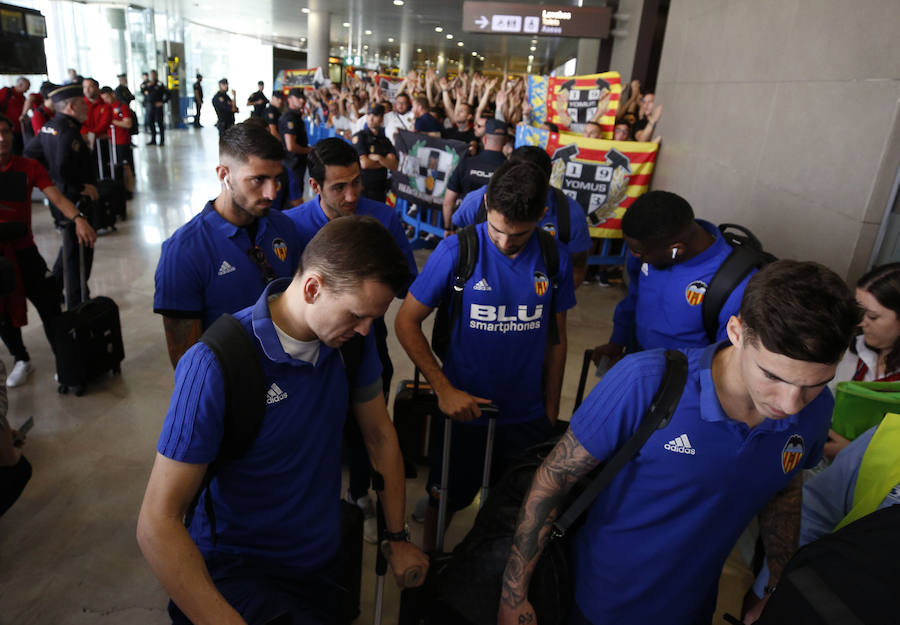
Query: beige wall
[[651, 0, 900, 281]]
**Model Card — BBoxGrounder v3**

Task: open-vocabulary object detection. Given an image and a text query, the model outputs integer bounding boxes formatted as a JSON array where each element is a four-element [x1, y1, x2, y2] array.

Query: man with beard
[[153, 121, 304, 367], [384, 92, 414, 146]]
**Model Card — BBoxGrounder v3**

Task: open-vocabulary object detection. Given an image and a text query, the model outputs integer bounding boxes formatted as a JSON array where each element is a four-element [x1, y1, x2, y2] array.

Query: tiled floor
[[0, 127, 749, 624]]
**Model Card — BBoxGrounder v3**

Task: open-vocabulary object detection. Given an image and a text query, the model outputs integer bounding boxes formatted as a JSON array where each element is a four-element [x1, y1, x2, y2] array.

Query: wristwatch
[[763, 584, 777, 596], [73, 212, 87, 222], [383, 523, 411, 542]]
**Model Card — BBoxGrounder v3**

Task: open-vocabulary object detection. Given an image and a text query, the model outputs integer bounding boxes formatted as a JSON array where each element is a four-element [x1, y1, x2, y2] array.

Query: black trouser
[[53, 222, 93, 309], [194, 100, 202, 126], [0, 246, 62, 362], [346, 317, 392, 500], [0, 456, 31, 518], [148, 106, 165, 144]]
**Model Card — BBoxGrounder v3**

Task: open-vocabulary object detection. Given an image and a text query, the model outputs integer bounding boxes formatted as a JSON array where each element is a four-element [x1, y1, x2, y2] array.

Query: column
[[575, 38, 601, 75], [307, 10, 331, 71], [399, 41, 412, 74]]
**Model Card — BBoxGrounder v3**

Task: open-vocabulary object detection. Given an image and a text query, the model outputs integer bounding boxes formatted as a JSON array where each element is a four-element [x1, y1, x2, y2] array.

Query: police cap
[[287, 87, 306, 99], [47, 83, 83, 103], [484, 118, 508, 136]]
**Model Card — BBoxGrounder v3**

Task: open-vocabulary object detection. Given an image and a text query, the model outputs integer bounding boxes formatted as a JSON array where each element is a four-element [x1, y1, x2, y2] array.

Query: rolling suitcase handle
[[435, 403, 500, 552], [61, 235, 87, 311], [574, 348, 594, 412], [109, 126, 117, 180]]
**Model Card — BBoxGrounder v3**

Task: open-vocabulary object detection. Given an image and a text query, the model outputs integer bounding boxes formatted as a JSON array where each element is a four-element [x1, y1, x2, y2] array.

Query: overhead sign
[[462, 1, 611, 38]]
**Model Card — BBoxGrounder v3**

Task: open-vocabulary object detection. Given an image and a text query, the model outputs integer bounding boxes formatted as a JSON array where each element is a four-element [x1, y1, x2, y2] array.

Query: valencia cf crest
[[534, 272, 550, 297], [781, 434, 805, 474], [272, 237, 288, 262], [685, 280, 708, 306], [542, 223, 558, 237]]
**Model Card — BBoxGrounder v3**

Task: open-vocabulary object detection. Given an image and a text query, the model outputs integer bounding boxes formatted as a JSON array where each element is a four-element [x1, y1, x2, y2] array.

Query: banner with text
[[392, 130, 469, 212], [377, 74, 404, 100], [528, 71, 622, 139], [515, 123, 659, 237], [274, 67, 326, 93]]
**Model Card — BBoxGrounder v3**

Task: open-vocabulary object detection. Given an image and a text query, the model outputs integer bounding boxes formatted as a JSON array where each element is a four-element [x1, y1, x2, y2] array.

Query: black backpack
[[756, 504, 900, 625], [185, 313, 367, 544], [701, 224, 775, 343], [475, 186, 572, 245], [430, 225, 561, 362], [419, 349, 689, 625]]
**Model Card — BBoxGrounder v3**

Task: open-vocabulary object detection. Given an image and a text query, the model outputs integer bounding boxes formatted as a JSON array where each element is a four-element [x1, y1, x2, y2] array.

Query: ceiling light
[[471, 51, 477, 56], [365, 29, 372, 34], [388, 37, 394, 42], [445, 33, 453, 39], [393, 0, 404, 4], [531, 39, 537, 44], [530, 46, 536, 51], [300, 37, 306, 41], [528, 54, 534, 60], [301, 7, 309, 13], [457, 41, 464, 47], [435, 26, 443, 32], [342, 22, 350, 27], [416, 48, 422, 52]]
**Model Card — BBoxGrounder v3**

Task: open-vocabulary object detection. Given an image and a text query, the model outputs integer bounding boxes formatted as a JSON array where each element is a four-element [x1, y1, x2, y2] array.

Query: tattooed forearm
[[500, 431, 599, 609], [759, 473, 802, 584]]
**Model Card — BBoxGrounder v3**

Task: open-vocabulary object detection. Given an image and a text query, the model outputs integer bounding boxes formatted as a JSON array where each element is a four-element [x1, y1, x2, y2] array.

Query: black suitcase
[[393, 369, 439, 478], [55, 244, 124, 395], [339, 500, 364, 625], [91, 135, 124, 229]]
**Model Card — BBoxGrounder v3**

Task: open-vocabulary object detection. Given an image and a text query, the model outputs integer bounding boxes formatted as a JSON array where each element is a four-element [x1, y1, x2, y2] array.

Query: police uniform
[[352, 125, 396, 204], [212, 89, 236, 136], [284, 194, 418, 502], [453, 185, 591, 257], [611, 220, 754, 351], [23, 84, 96, 307], [159, 279, 383, 623], [264, 102, 281, 130], [569, 343, 831, 624], [277, 108, 308, 203], [446, 148, 507, 198], [192, 78, 203, 128], [409, 223, 576, 511], [153, 202, 304, 331], [248, 90, 269, 119], [144, 81, 169, 145]]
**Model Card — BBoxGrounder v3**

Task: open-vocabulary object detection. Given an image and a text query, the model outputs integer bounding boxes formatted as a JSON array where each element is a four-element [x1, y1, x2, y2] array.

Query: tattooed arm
[[759, 472, 803, 586], [163, 317, 203, 369], [498, 430, 600, 625]]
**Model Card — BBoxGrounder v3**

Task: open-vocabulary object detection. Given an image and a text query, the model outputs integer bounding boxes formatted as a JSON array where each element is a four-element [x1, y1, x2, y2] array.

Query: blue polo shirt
[[283, 194, 418, 294], [611, 220, 753, 349], [154, 202, 304, 330], [157, 279, 382, 571], [452, 186, 591, 255], [409, 222, 576, 424], [569, 343, 831, 624], [413, 113, 443, 134]]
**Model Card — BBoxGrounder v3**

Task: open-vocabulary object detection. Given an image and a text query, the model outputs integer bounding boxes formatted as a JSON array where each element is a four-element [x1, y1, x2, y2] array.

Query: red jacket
[[82, 97, 113, 137], [0, 87, 26, 133]]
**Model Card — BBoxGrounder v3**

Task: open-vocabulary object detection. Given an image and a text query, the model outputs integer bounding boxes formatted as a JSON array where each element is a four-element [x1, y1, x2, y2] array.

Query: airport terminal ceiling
[[82, 0, 598, 72]]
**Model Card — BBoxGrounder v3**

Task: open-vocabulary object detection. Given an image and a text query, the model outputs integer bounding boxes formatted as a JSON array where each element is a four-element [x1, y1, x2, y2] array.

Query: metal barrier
[[588, 230, 629, 266], [394, 197, 445, 249]]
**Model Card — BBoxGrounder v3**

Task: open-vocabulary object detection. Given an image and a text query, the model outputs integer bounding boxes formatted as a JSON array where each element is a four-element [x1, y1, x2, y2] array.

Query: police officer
[[441, 118, 508, 230], [277, 88, 310, 205], [264, 90, 283, 140], [353, 104, 397, 204], [246, 80, 269, 119], [23, 83, 100, 308], [114, 74, 134, 106], [212, 78, 237, 137], [192, 74, 203, 128], [153, 120, 304, 367], [143, 70, 169, 146], [139, 72, 150, 134]]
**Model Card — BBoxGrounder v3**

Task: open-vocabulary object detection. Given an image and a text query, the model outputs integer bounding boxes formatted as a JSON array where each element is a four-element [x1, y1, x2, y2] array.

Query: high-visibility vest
[[835, 411, 900, 531]]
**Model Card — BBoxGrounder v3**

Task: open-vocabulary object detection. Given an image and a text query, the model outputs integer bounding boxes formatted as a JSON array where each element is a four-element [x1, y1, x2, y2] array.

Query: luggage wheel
[[58, 384, 68, 394], [74, 386, 85, 397]]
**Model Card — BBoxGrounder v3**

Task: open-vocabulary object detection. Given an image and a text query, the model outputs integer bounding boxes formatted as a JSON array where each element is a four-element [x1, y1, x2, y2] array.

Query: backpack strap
[[431, 225, 479, 360], [552, 187, 570, 245], [551, 349, 688, 538], [702, 224, 774, 343], [475, 195, 487, 225], [536, 228, 561, 345], [186, 314, 267, 545]]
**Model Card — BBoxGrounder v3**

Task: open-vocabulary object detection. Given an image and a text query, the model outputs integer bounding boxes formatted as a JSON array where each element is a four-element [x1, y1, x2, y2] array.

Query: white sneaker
[[6, 360, 33, 387], [345, 490, 378, 544], [411, 494, 429, 524], [406, 205, 419, 217]]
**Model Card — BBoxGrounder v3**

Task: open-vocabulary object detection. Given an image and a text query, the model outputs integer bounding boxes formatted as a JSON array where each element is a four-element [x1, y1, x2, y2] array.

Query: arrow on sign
[[476, 15, 489, 29]]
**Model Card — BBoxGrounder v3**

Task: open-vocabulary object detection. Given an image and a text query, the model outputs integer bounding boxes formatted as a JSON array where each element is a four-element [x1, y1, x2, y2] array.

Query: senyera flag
[[515, 124, 659, 237], [274, 67, 325, 94], [547, 71, 622, 138], [391, 129, 468, 213]]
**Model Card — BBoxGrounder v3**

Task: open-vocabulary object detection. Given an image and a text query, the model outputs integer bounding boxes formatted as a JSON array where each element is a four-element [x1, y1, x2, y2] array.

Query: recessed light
[[435, 26, 443, 32], [416, 48, 422, 53], [388, 37, 394, 42], [471, 51, 477, 56], [342, 22, 350, 27], [393, 0, 404, 5], [365, 29, 372, 34], [301, 7, 309, 13], [457, 41, 464, 47], [445, 33, 453, 39]]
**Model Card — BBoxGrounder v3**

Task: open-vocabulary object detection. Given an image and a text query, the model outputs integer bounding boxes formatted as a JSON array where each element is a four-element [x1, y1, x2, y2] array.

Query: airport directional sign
[[462, 2, 612, 39]]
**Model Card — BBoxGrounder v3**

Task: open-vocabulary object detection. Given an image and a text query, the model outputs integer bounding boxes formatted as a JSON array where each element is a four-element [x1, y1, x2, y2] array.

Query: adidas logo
[[218, 260, 236, 276], [266, 383, 288, 405], [664, 434, 696, 455], [473, 278, 492, 291]]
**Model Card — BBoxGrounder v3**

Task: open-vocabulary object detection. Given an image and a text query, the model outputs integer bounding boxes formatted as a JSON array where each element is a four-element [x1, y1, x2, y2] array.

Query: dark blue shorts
[[168, 552, 343, 625], [426, 414, 553, 512]]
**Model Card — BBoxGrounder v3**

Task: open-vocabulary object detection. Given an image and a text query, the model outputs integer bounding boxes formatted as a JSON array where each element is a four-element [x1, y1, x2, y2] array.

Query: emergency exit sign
[[462, 2, 612, 38]]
